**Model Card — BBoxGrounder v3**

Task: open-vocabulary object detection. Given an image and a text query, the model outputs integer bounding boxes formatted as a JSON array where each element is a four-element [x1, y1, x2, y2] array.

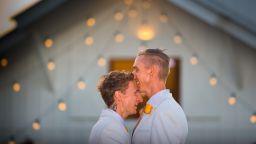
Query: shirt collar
[[101, 108, 125, 125], [147, 89, 170, 108]]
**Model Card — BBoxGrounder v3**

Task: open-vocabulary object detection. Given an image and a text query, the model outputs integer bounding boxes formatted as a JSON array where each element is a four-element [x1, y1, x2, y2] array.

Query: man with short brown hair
[[89, 71, 142, 144]]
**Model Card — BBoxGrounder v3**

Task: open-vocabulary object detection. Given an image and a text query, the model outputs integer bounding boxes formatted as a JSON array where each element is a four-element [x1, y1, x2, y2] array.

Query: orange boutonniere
[[144, 104, 153, 114]]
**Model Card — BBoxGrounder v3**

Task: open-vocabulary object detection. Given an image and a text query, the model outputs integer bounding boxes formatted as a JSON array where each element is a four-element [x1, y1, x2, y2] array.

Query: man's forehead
[[134, 56, 146, 64]]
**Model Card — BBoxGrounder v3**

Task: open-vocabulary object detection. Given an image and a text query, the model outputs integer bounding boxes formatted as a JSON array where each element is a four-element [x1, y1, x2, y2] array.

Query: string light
[[173, 33, 183, 45], [58, 100, 67, 112], [47, 59, 55, 71], [142, 0, 151, 9], [137, 21, 155, 41], [250, 112, 256, 124], [228, 93, 237, 106], [209, 74, 218, 86], [128, 7, 137, 18], [8, 136, 16, 144], [4, 0, 255, 141], [32, 119, 40, 131], [1, 58, 8, 67], [124, 0, 133, 6], [44, 38, 53, 48], [160, 12, 168, 23], [77, 79, 86, 90], [114, 32, 125, 43], [84, 35, 94, 46], [86, 17, 96, 27], [12, 82, 21, 93], [114, 10, 124, 21], [97, 56, 106, 67], [190, 54, 198, 65]]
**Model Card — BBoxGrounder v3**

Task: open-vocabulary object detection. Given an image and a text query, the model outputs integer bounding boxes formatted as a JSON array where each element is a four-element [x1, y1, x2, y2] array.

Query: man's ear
[[114, 91, 122, 103], [151, 65, 159, 77]]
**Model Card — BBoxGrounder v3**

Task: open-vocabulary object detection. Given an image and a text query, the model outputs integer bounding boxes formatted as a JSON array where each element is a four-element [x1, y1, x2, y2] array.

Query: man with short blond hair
[[132, 49, 188, 144]]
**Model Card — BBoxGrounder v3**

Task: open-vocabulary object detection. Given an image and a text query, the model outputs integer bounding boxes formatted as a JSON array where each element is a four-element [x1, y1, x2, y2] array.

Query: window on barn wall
[[109, 58, 180, 118]]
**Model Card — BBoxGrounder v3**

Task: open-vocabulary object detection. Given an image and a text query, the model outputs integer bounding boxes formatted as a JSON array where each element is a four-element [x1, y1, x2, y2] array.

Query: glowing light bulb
[[1, 58, 8, 67], [98, 57, 106, 67], [44, 38, 53, 48], [250, 113, 256, 124], [12, 82, 21, 93], [58, 101, 67, 112], [86, 17, 96, 27], [209, 74, 217, 86], [84, 35, 94, 46], [77, 79, 86, 90], [137, 22, 155, 41], [8, 140, 16, 144], [173, 33, 182, 45], [190, 55, 198, 65], [114, 32, 125, 43], [114, 10, 124, 21], [228, 94, 236, 105], [160, 12, 168, 23], [124, 0, 133, 6], [47, 60, 55, 71], [32, 119, 40, 131], [8, 137, 16, 144], [142, 0, 151, 9], [128, 7, 137, 18]]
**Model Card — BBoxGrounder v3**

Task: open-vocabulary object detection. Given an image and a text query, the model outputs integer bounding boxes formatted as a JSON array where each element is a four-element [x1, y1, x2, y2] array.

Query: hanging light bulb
[[32, 119, 40, 131], [124, 0, 133, 6], [114, 32, 125, 43], [137, 21, 155, 41], [1, 58, 8, 67], [44, 38, 53, 48], [47, 59, 55, 71], [77, 79, 86, 90], [97, 56, 106, 67], [12, 82, 21, 93], [142, 0, 151, 9], [209, 74, 217, 86], [128, 7, 137, 18], [228, 93, 237, 105], [173, 33, 183, 45], [250, 112, 256, 124], [84, 35, 94, 46], [58, 100, 67, 112], [114, 10, 124, 21], [160, 12, 168, 23], [86, 17, 96, 27], [190, 54, 198, 65], [8, 136, 16, 144]]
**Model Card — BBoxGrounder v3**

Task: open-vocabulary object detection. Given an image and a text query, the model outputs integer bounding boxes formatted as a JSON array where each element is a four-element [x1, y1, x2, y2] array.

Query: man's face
[[132, 56, 151, 93], [122, 81, 141, 116]]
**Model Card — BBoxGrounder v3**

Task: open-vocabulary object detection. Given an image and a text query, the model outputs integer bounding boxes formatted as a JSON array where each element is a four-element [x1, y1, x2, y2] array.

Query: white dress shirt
[[89, 109, 130, 144], [132, 89, 188, 144]]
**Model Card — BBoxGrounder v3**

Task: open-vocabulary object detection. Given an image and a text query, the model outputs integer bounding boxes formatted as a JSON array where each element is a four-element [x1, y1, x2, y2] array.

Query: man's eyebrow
[[133, 66, 138, 69]]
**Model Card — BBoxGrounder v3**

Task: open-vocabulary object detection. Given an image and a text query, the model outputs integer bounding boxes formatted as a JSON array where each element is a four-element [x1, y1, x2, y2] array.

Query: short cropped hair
[[138, 48, 170, 81], [97, 71, 134, 107]]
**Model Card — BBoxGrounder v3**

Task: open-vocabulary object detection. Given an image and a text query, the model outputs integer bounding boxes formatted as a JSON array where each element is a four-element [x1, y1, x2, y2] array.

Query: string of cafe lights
[[0, 0, 255, 143], [158, 0, 255, 123], [0, 0, 133, 143]]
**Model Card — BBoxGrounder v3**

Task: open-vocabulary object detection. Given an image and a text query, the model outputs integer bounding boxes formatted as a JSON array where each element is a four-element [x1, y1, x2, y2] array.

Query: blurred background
[[0, 0, 256, 143]]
